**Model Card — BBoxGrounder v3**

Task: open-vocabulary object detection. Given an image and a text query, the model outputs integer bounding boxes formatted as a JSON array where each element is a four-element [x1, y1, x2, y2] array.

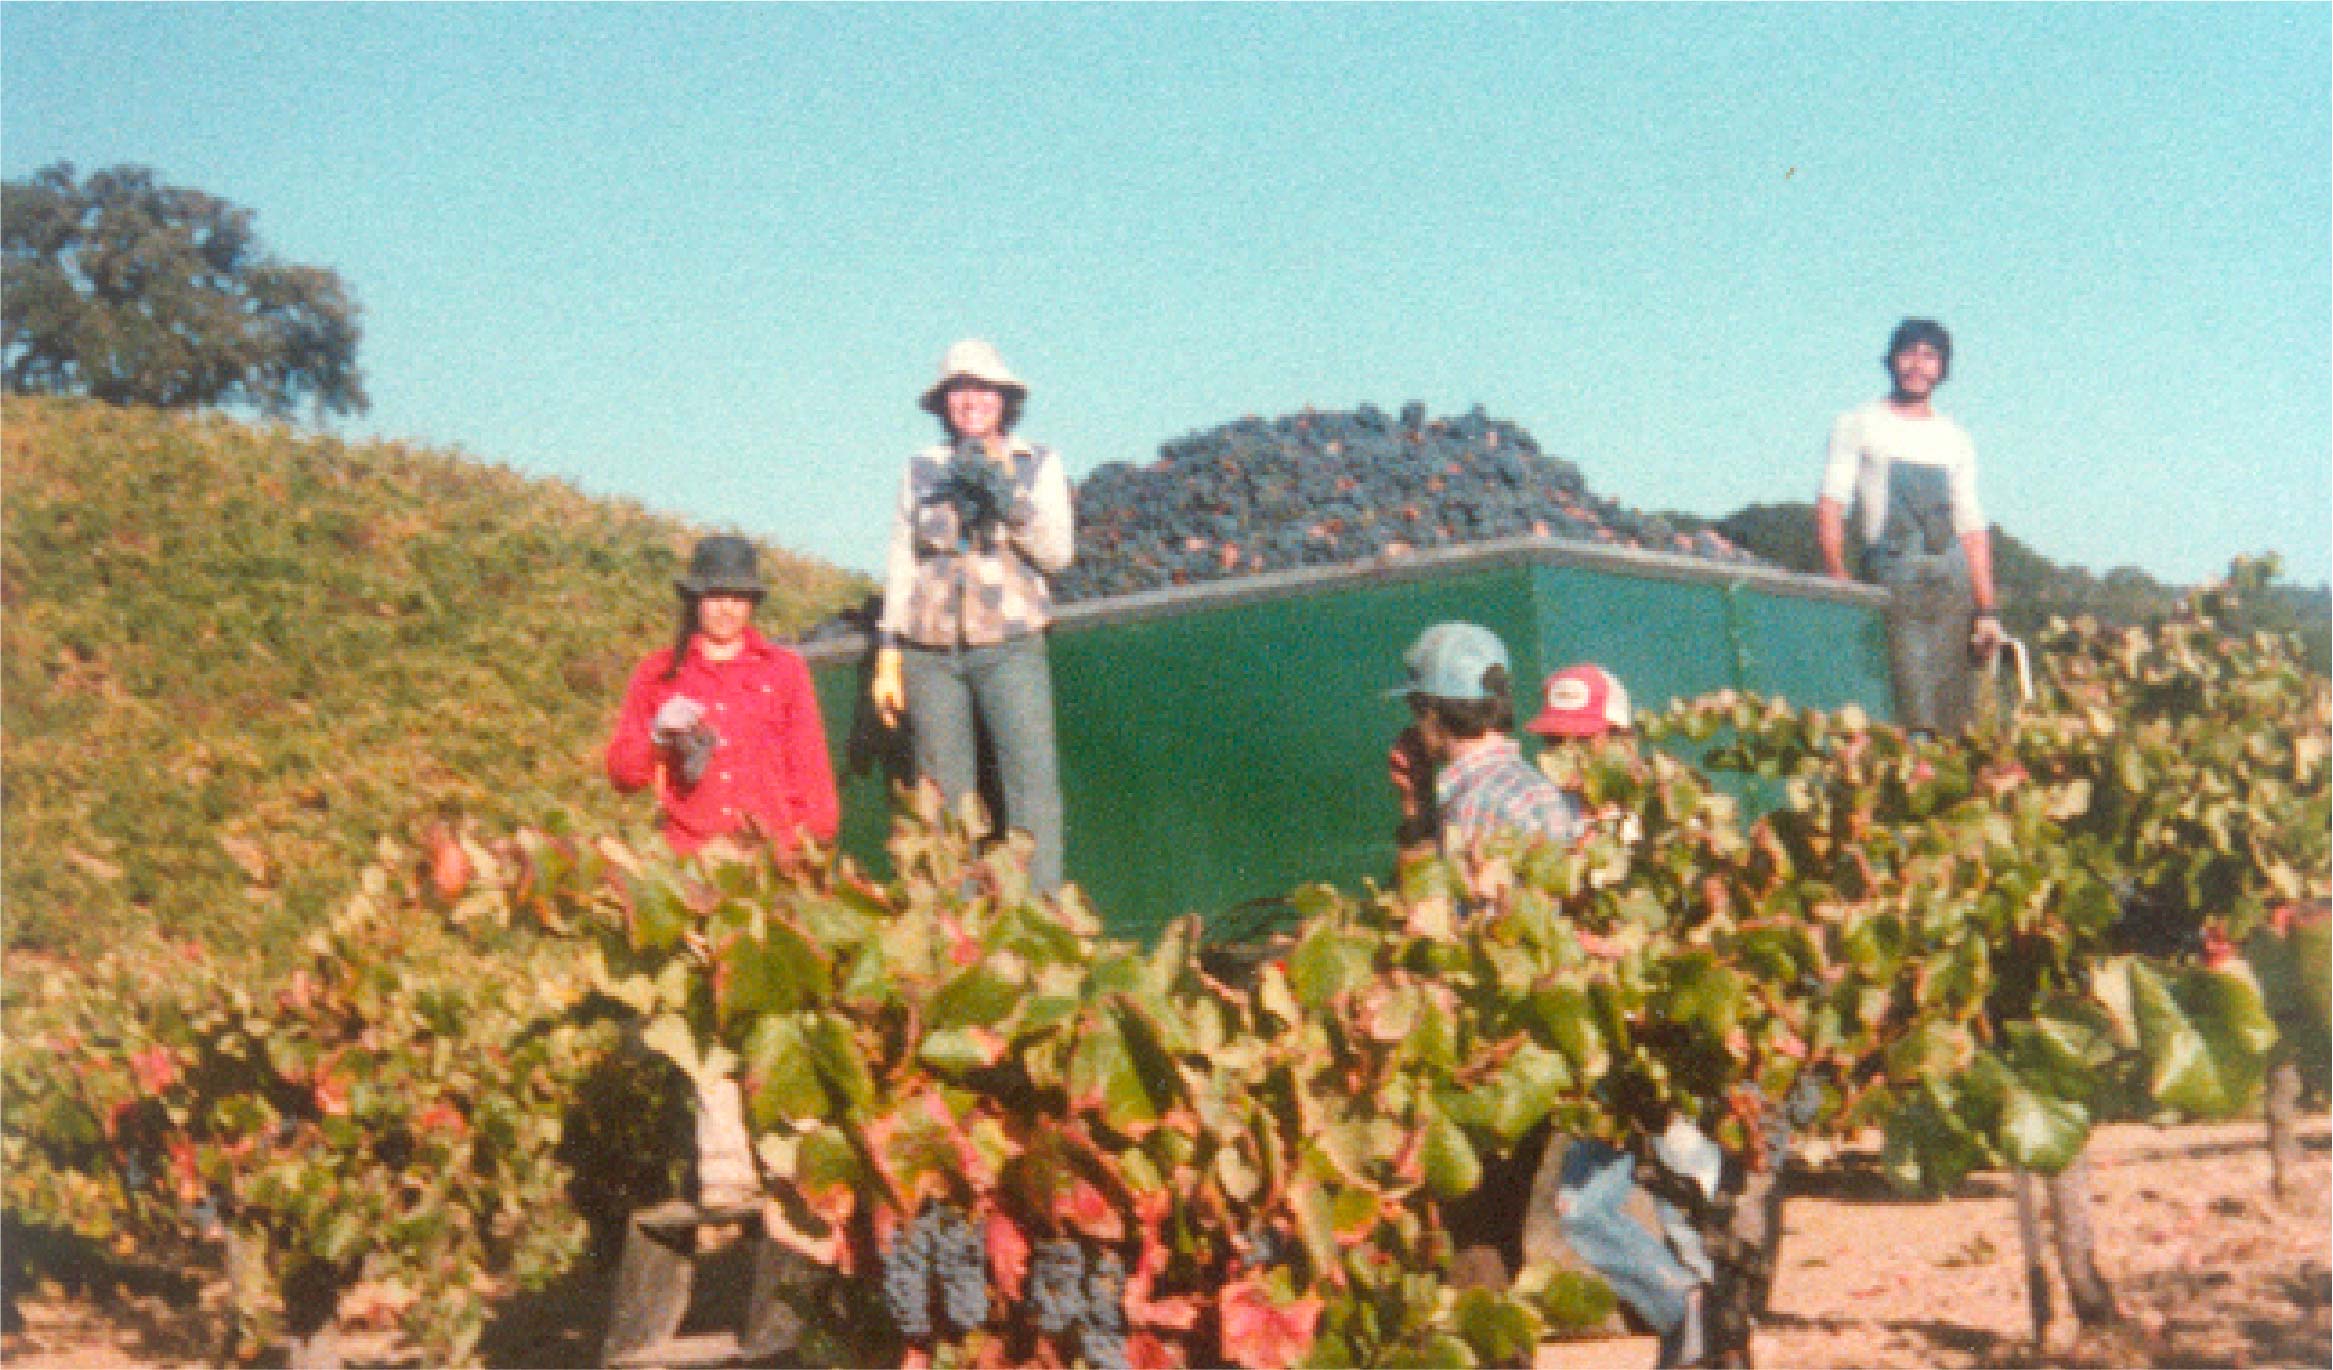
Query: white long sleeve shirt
[[1820, 400, 1984, 546]]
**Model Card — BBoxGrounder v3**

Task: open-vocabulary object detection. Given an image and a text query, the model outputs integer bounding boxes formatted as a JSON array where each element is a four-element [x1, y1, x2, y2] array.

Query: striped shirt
[[1435, 737, 1583, 858]]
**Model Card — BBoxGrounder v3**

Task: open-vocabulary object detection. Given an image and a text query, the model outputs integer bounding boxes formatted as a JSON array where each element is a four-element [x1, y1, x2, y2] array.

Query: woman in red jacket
[[606, 535, 839, 858], [605, 536, 839, 1209]]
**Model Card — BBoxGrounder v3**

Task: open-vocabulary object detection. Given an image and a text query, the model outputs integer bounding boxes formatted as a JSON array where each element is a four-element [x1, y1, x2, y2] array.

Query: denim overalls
[[1860, 462, 1978, 734]]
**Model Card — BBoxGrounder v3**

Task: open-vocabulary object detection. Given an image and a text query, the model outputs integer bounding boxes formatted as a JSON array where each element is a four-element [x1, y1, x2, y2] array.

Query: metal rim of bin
[[794, 534, 1889, 667]]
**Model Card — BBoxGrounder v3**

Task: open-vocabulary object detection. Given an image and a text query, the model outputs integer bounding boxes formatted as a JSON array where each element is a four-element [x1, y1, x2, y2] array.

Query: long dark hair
[[662, 595, 698, 681]]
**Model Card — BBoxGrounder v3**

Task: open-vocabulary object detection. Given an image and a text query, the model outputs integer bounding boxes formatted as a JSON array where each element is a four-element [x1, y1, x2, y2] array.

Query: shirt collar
[[1436, 735, 1524, 803], [689, 626, 772, 665]]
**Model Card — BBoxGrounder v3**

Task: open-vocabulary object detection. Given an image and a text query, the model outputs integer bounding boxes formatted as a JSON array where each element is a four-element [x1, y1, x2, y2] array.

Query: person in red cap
[[1392, 648, 1711, 1365], [1526, 662, 1634, 741], [1526, 661, 1717, 1367], [1523, 662, 1643, 842]]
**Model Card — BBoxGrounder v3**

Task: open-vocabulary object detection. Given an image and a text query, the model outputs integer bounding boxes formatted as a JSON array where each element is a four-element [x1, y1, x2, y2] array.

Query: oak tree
[[3, 162, 367, 417]]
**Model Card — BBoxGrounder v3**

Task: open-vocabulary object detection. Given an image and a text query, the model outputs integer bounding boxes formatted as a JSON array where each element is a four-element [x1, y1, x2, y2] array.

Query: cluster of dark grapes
[[1755, 1074, 1825, 1166], [1050, 402, 1763, 603], [881, 1202, 989, 1342], [1023, 1238, 1129, 1369], [1786, 1073, 1823, 1130], [929, 436, 1023, 547]]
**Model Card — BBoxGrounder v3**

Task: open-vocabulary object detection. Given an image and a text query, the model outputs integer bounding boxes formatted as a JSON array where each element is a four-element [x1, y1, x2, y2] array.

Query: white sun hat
[[919, 338, 1029, 415]]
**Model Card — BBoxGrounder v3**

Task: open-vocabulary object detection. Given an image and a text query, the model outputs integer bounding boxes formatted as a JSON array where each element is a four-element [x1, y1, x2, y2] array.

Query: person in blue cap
[[1385, 621, 1581, 871], [1384, 624, 1710, 1368]]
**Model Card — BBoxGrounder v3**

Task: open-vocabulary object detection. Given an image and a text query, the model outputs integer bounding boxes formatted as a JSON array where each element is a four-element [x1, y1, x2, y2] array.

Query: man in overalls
[[1816, 318, 2005, 734]]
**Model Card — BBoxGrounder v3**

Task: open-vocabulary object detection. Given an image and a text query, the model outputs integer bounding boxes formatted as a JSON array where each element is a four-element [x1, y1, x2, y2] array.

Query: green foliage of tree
[[0, 396, 869, 960], [1702, 502, 1827, 577], [3, 163, 367, 418]]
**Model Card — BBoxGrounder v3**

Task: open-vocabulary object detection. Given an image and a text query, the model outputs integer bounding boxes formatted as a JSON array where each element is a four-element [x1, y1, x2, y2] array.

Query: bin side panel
[[809, 656, 902, 880], [1051, 566, 1539, 943], [1524, 566, 1893, 813], [1731, 591, 1897, 719], [1526, 566, 1740, 716], [799, 559, 1893, 946]]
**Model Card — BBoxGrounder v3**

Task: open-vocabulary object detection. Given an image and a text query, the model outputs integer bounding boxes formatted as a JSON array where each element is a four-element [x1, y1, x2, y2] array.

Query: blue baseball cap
[[1389, 622, 1511, 701]]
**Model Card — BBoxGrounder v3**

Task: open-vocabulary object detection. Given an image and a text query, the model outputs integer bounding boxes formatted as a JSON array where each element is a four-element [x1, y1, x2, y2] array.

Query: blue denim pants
[[1557, 1138, 1712, 1336], [900, 635, 1065, 894]]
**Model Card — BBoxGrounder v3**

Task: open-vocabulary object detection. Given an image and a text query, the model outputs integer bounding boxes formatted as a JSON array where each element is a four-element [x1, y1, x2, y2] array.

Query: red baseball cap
[[1526, 664, 1633, 738]]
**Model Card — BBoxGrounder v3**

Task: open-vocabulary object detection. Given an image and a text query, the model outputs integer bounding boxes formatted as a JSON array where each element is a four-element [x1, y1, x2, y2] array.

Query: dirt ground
[[6, 1116, 2327, 1369], [1544, 1114, 2332, 1370]]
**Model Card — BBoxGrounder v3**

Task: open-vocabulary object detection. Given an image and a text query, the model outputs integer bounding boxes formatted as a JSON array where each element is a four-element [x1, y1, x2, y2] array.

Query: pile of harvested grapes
[[1051, 402, 1758, 602]]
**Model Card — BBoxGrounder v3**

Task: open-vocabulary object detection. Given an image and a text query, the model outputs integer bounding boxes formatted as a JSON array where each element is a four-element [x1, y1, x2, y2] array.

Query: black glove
[[942, 439, 1015, 542], [670, 721, 719, 787]]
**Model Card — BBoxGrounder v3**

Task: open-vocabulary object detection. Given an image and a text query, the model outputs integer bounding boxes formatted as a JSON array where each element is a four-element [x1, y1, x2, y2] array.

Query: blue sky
[[6, 3, 2328, 588]]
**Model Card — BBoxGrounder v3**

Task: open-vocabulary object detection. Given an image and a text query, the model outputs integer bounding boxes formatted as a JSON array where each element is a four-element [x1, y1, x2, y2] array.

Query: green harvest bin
[[797, 537, 1892, 945]]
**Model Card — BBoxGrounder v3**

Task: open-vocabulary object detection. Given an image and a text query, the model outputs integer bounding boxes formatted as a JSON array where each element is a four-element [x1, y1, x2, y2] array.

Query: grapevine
[[3, 566, 2320, 1368]]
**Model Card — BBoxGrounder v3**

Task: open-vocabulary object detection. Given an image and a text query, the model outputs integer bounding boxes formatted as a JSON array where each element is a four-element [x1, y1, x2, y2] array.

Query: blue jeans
[[901, 636, 1065, 894], [1557, 1138, 1711, 1336]]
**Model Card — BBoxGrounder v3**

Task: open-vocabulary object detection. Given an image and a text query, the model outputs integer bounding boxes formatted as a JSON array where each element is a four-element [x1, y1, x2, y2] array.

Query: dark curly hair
[[1409, 665, 1516, 740], [1885, 317, 1953, 382]]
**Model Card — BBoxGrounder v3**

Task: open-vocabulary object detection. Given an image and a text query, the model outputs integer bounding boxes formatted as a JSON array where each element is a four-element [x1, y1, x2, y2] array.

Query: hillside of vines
[[0, 396, 868, 959], [3, 397, 2326, 1368], [7, 571, 2324, 1366]]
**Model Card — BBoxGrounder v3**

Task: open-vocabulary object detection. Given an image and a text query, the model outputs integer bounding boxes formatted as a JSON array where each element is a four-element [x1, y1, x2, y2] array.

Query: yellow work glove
[[871, 646, 905, 728]]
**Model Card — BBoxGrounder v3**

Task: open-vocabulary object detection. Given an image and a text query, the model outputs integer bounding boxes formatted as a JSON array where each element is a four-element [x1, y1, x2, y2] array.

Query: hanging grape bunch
[[880, 1202, 989, 1343], [1053, 402, 1763, 602], [1024, 1238, 1131, 1369], [880, 1218, 1134, 1364]]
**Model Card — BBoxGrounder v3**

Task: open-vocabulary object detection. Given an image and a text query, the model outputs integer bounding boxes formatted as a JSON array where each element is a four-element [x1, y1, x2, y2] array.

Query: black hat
[[674, 536, 768, 598]]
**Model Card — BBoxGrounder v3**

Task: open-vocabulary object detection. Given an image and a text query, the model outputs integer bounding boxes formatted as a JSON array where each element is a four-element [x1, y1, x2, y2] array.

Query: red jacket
[[605, 629, 839, 855]]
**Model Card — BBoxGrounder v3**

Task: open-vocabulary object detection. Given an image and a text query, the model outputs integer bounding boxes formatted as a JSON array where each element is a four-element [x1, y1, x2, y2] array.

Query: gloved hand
[[652, 695, 705, 740], [871, 647, 904, 729], [1969, 612, 2006, 664], [670, 722, 719, 787], [943, 439, 1014, 540]]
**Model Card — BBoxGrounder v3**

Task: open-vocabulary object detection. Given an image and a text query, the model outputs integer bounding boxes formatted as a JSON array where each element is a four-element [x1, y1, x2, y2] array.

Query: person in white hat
[[869, 339, 1075, 893]]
